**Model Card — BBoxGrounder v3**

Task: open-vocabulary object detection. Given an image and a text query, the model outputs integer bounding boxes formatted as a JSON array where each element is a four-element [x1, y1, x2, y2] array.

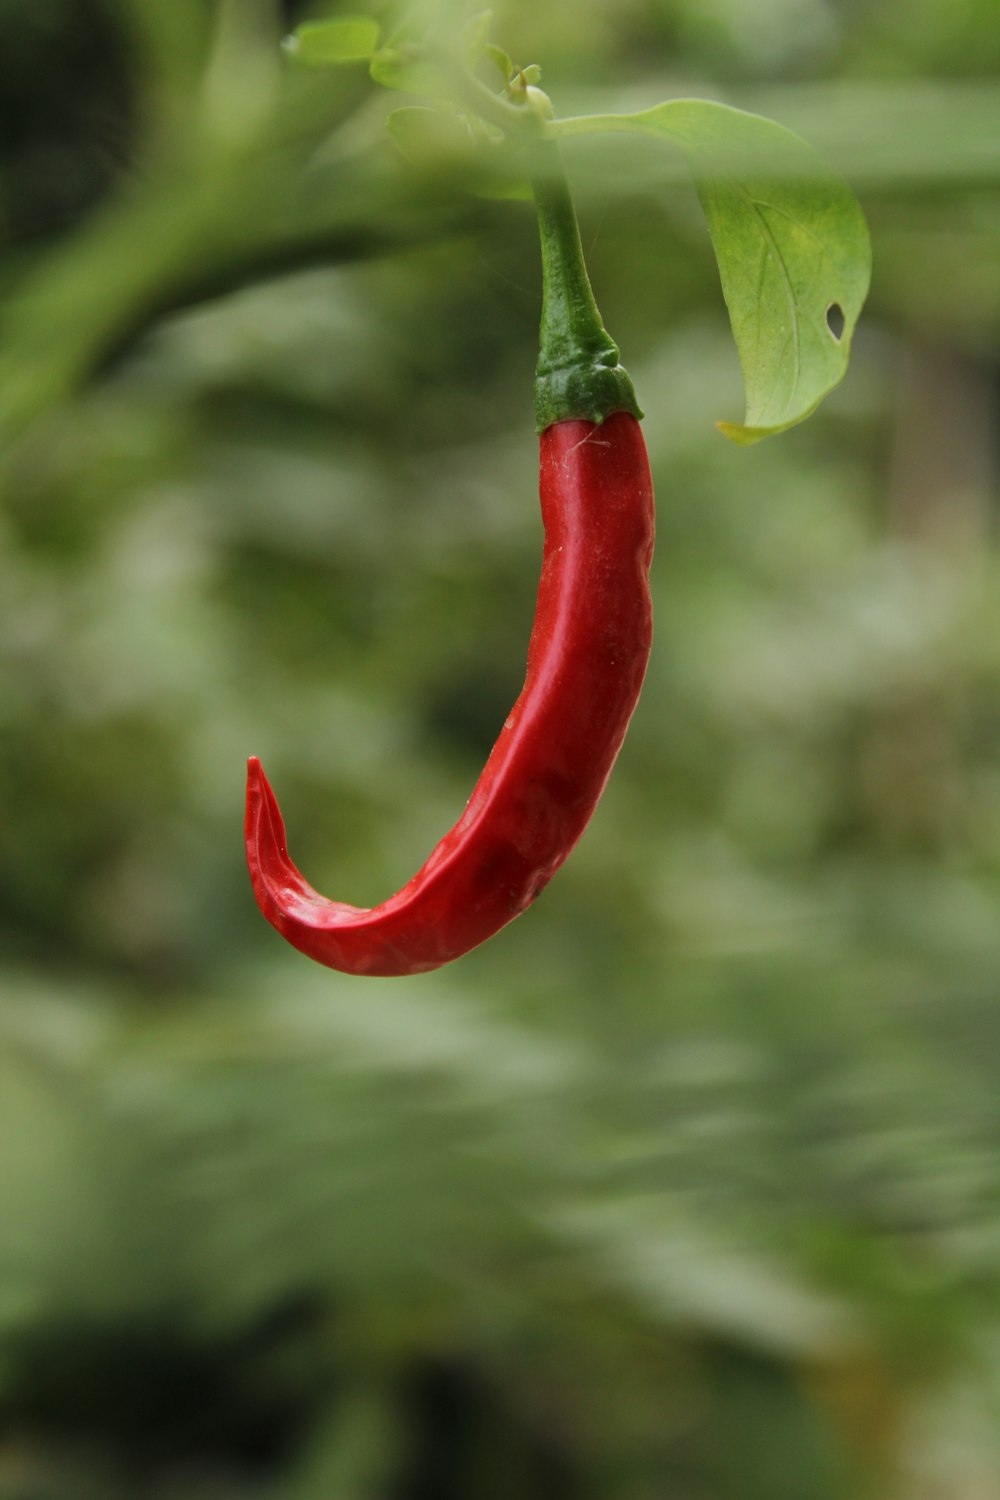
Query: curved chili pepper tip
[[245, 413, 655, 978], [245, 755, 326, 920]]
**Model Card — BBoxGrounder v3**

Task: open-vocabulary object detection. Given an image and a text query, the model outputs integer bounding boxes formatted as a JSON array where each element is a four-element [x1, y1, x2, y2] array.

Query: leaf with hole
[[555, 101, 871, 442]]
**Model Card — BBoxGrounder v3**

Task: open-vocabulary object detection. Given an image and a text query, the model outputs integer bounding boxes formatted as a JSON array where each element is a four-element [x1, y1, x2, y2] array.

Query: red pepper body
[[245, 410, 654, 976]]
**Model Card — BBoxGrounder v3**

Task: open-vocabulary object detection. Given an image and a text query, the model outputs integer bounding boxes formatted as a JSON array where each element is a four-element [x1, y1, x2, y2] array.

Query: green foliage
[[287, 8, 872, 438], [556, 102, 872, 441], [0, 0, 998, 1495], [387, 104, 475, 167], [283, 17, 381, 67]]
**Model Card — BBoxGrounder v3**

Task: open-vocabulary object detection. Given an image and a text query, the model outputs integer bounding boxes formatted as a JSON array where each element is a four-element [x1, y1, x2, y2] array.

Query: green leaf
[[484, 42, 513, 83], [554, 101, 872, 442], [283, 16, 380, 67], [387, 108, 531, 200], [369, 45, 445, 97], [387, 106, 472, 167]]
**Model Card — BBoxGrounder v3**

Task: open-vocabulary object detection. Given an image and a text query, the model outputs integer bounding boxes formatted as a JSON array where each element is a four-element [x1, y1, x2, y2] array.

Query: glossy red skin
[[245, 411, 655, 976]]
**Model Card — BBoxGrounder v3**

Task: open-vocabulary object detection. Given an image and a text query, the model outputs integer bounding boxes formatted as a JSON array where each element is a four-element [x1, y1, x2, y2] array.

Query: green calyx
[[530, 131, 642, 432], [534, 347, 642, 433]]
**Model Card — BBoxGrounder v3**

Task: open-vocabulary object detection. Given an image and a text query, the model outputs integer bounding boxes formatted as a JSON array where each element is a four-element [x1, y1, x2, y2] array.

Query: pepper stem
[[531, 135, 642, 431]]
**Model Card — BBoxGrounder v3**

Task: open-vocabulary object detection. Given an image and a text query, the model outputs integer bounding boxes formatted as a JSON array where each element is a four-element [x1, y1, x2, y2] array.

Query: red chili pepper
[[245, 129, 654, 976]]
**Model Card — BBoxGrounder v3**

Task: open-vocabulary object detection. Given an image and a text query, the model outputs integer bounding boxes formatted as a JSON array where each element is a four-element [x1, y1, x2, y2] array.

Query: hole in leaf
[[826, 302, 845, 341]]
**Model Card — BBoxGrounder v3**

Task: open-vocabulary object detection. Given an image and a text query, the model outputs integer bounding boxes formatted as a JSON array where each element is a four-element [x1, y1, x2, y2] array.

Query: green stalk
[[531, 134, 642, 431]]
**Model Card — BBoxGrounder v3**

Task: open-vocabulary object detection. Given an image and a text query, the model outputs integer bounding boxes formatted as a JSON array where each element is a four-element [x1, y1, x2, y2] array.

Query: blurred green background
[[1, 0, 999, 1494]]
